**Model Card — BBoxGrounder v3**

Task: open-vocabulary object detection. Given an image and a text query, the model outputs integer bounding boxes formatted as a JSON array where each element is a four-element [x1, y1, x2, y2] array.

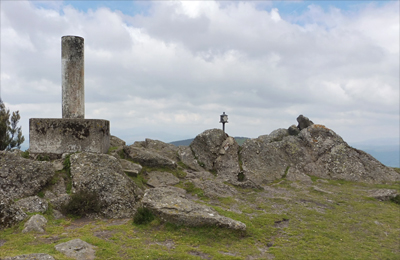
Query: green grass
[[1, 178, 399, 259]]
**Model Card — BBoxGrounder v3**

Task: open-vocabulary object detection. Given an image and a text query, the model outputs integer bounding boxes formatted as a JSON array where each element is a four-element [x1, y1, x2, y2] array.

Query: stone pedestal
[[29, 118, 110, 156]]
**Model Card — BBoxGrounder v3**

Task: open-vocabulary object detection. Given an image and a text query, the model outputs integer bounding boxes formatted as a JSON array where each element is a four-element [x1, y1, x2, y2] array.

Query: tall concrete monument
[[62, 36, 85, 119], [29, 36, 110, 157]]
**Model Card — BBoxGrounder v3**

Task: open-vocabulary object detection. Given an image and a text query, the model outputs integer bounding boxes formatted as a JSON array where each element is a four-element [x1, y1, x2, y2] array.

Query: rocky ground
[[1, 115, 399, 259]]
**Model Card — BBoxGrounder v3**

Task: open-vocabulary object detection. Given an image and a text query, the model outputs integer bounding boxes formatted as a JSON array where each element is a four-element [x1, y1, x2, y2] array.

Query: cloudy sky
[[1, 0, 399, 150]]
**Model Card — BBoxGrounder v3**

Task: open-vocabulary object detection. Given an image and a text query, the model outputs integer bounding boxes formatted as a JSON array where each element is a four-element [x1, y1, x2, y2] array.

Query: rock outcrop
[[142, 187, 246, 231], [15, 196, 48, 214], [69, 152, 138, 218], [0, 190, 27, 230], [190, 129, 227, 171], [110, 135, 126, 147], [0, 151, 55, 200], [123, 145, 177, 169], [241, 123, 400, 184]]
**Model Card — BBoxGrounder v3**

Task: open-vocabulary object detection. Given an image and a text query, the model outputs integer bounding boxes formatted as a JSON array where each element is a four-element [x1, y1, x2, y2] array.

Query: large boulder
[[0, 190, 27, 230], [214, 136, 241, 182], [0, 151, 55, 200], [69, 152, 138, 218], [190, 129, 227, 171], [120, 159, 142, 177], [123, 145, 177, 169], [133, 139, 179, 162], [110, 135, 126, 147], [240, 122, 400, 184], [177, 146, 204, 171], [299, 124, 400, 183], [15, 196, 48, 213], [142, 187, 246, 231], [240, 129, 310, 184]]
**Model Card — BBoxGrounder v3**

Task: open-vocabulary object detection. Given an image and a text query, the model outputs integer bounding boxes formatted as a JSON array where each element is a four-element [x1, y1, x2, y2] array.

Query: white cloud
[[0, 0, 398, 148]]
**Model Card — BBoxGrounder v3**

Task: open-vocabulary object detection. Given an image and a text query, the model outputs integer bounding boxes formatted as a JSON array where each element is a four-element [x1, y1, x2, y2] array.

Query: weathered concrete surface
[[29, 118, 110, 155], [62, 35, 84, 119]]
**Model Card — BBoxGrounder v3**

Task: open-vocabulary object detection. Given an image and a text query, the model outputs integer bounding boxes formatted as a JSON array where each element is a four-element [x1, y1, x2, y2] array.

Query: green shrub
[[390, 195, 400, 205], [21, 150, 29, 159], [61, 190, 101, 217], [133, 207, 155, 225], [37, 155, 50, 161], [238, 172, 245, 182], [63, 154, 71, 174]]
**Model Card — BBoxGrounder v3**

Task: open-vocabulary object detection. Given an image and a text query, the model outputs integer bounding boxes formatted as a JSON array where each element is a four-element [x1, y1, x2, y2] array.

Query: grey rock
[[51, 178, 66, 196], [44, 190, 57, 200], [70, 152, 137, 218], [299, 125, 400, 183], [286, 167, 312, 184], [368, 189, 399, 201], [190, 129, 227, 171], [240, 132, 306, 185], [22, 214, 47, 233], [193, 180, 238, 199], [133, 138, 179, 162], [177, 146, 204, 171], [142, 187, 246, 231], [123, 145, 177, 169], [214, 136, 241, 183], [3, 254, 55, 260], [0, 190, 27, 230], [147, 171, 180, 187], [288, 124, 300, 136], [240, 123, 400, 184], [15, 196, 48, 213], [297, 114, 314, 130], [52, 209, 64, 219], [110, 135, 126, 147], [0, 151, 55, 200], [52, 159, 64, 171], [120, 159, 142, 177], [185, 171, 215, 180], [55, 239, 96, 260], [49, 194, 70, 211]]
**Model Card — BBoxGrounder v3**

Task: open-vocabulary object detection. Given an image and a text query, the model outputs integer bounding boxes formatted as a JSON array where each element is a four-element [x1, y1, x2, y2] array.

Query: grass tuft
[[133, 207, 155, 225]]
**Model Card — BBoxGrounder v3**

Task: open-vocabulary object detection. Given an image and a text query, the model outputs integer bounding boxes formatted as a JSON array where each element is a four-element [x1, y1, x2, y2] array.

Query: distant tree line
[[0, 99, 25, 150]]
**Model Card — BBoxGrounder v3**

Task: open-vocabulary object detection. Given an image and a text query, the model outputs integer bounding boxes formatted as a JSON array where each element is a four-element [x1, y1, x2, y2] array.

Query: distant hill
[[170, 137, 250, 147]]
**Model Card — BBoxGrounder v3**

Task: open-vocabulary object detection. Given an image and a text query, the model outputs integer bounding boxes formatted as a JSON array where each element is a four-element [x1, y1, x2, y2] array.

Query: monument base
[[29, 118, 110, 156]]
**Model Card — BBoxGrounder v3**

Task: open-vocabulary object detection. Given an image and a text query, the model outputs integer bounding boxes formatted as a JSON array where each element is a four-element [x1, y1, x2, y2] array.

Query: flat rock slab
[[147, 171, 179, 187], [368, 189, 398, 201], [22, 214, 47, 233], [3, 254, 55, 260], [142, 187, 246, 231], [55, 239, 96, 260]]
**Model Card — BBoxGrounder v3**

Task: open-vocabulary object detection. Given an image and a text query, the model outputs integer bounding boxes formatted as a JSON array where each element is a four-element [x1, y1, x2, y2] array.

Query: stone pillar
[[62, 36, 84, 119]]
